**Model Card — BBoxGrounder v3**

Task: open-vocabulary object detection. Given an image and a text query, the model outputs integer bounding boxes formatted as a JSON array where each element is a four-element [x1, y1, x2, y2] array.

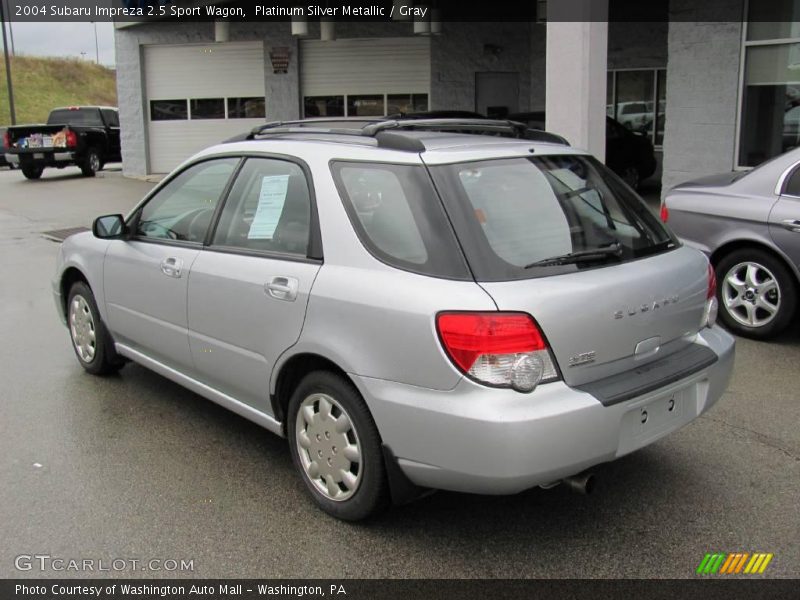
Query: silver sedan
[[663, 147, 800, 339]]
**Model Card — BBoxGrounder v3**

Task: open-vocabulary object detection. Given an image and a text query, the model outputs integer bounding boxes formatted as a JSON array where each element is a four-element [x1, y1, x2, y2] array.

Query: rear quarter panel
[[665, 189, 776, 257]]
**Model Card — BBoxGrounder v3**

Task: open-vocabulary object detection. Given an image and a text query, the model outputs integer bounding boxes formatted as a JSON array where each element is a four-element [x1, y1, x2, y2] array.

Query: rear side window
[[431, 155, 676, 281], [331, 162, 470, 280]]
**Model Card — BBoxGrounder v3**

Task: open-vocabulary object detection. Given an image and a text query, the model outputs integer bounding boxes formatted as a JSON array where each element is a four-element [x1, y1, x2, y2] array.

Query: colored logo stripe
[[697, 552, 773, 575]]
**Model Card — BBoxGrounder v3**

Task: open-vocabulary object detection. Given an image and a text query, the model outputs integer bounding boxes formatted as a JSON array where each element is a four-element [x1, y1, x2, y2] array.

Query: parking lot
[[0, 166, 797, 579]]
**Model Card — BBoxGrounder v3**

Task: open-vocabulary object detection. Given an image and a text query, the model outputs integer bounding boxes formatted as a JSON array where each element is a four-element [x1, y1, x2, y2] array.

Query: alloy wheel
[[721, 261, 781, 328]]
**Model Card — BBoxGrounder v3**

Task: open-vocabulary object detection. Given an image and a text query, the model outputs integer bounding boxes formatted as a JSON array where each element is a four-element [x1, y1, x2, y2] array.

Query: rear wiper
[[524, 242, 623, 268]]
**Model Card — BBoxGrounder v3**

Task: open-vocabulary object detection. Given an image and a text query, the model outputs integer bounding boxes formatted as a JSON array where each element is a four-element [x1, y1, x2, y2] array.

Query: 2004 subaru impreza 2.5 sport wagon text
[[52, 119, 735, 520]]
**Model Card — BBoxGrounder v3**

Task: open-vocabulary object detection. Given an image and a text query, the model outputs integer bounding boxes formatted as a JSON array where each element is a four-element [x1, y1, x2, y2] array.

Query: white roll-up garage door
[[144, 42, 265, 173], [300, 37, 430, 117]]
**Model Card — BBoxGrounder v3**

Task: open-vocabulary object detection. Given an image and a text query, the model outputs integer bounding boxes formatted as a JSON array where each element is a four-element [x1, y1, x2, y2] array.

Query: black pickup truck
[[3, 106, 121, 180]]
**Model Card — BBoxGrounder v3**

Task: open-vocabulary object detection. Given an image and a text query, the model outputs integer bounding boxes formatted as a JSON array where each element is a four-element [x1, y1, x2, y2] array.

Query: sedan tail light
[[436, 312, 559, 393], [659, 203, 669, 223], [702, 263, 718, 328]]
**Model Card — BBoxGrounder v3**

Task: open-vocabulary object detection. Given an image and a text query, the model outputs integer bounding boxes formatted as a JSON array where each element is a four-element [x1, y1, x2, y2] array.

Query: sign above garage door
[[144, 42, 266, 173]]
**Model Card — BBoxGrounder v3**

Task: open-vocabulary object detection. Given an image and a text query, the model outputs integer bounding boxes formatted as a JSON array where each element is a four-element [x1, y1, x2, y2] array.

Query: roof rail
[[232, 118, 569, 151]]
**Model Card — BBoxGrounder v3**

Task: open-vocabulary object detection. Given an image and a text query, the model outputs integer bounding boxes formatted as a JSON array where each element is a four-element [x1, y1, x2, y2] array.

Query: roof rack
[[235, 118, 569, 152]]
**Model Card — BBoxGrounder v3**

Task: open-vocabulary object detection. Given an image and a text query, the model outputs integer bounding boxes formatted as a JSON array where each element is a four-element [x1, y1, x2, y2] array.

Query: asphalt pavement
[[0, 165, 797, 578]]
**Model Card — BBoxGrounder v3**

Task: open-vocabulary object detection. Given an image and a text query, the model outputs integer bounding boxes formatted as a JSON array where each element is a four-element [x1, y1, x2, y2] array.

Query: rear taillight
[[65, 129, 78, 148], [702, 263, 718, 328], [659, 203, 669, 222], [2, 131, 9, 150], [436, 312, 559, 393]]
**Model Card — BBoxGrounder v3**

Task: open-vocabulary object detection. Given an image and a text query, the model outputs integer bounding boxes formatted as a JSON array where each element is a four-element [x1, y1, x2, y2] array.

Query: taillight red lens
[[437, 312, 545, 372], [65, 130, 77, 148], [659, 203, 669, 222], [707, 263, 717, 300], [436, 312, 558, 391], [2, 131, 9, 150]]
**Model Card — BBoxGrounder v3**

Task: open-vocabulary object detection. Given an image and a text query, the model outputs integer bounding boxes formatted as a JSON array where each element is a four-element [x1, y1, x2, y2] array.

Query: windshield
[[430, 155, 677, 281], [47, 109, 103, 126]]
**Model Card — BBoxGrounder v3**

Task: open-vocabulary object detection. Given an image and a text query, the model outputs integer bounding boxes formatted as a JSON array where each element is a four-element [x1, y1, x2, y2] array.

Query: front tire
[[21, 165, 43, 180], [715, 248, 797, 339], [287, 371, 389, 521], [80, 148, 101, 177], [67, 281, 124, 375]]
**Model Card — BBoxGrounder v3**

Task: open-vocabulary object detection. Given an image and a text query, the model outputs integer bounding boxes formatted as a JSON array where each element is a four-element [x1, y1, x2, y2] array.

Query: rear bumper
[[6, 152, 77, 167], [354, 326, 735, 495]]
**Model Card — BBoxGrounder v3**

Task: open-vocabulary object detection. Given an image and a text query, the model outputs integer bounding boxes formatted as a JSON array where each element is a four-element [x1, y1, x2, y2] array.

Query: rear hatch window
[[430, 155, 677, 281], [47, 108, 103, 127]]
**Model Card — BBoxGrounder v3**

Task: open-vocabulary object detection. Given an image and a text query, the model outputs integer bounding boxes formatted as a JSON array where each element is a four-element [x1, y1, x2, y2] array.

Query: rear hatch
[[428, 152, 709, 386]]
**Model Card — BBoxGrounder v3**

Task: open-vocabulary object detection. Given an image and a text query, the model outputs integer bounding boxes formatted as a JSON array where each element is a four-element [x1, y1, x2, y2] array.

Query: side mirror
[[92, 214, 127, 239]]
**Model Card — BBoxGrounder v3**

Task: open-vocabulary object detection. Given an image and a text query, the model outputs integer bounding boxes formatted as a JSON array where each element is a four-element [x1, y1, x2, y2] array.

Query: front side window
[[135, 158, 238, 243], [212, 158, 312, 256], [331, 162, 469, 279], [431, 155, 676, 281]]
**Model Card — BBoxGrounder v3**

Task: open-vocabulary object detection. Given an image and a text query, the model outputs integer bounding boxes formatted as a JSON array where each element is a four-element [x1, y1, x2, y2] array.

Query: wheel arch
[[271, 352, 352, 435], [709, 239, 800, 283], [59, 266, 91, 320]]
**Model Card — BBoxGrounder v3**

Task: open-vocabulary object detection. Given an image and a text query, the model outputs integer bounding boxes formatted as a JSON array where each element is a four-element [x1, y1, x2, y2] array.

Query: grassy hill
[[0, 56, 117, 125]]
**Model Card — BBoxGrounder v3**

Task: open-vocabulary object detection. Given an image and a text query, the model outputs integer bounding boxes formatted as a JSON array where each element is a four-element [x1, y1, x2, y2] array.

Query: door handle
[[265, 276, 299, 302], [160, 257, 183, 278], [780, 219, 800, 233]]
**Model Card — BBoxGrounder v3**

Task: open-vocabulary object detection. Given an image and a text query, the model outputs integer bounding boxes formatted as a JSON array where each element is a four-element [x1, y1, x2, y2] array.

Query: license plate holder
[[33, 153, 45, 160], [617, 384, 695, 455]]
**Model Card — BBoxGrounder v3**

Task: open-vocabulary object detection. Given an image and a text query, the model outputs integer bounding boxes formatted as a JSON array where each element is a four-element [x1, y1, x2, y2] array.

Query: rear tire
[[80, 148, 101, 177], [21, 165, 43, 180], [67, 281, 124, 375], [715, 248, 797, 339], [287, 371, 389, 521]]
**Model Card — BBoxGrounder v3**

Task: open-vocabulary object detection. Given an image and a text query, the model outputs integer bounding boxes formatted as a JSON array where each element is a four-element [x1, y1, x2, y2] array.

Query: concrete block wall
[[661, 0, 745, 195], [430, 22, 532, 113]]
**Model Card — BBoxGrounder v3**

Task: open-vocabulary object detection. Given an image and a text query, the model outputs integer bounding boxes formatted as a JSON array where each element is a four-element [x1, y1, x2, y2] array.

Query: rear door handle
[[160, 257, 183, 278], [265, 276, 299, 302], [780, 219, 800, 233]]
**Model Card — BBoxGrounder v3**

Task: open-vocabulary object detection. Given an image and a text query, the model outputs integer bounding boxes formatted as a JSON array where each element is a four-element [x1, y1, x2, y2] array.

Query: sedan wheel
[[66, 281, 125, 375], [295, 393, 362, 501], [716, 249, 797, 339], [69, 295, 97, 363]]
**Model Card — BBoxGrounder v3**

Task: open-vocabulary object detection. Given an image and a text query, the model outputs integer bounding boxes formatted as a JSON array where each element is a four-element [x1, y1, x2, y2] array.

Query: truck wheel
[[21, 165, 44, 180], [81, 148, 102, 177]]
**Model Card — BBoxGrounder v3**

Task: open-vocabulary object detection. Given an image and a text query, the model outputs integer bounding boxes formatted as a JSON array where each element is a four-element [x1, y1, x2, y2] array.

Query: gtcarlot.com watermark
[[15, 554, 195, 573]]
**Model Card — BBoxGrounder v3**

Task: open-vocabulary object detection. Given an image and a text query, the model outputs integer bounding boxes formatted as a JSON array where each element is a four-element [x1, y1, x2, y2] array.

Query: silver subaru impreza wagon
[[53, 119, 735, 520]]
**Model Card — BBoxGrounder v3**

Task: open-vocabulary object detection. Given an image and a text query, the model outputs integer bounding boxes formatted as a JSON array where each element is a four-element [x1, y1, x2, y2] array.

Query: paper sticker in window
[[248, 175, 289, 239]]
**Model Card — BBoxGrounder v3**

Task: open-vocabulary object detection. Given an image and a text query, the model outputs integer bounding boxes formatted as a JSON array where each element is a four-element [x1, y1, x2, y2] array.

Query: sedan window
[[135, 158, 238, 243]]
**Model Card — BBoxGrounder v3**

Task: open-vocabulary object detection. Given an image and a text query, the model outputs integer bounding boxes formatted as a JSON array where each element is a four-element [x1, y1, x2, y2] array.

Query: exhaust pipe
[[561, 472, 595, 495]]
